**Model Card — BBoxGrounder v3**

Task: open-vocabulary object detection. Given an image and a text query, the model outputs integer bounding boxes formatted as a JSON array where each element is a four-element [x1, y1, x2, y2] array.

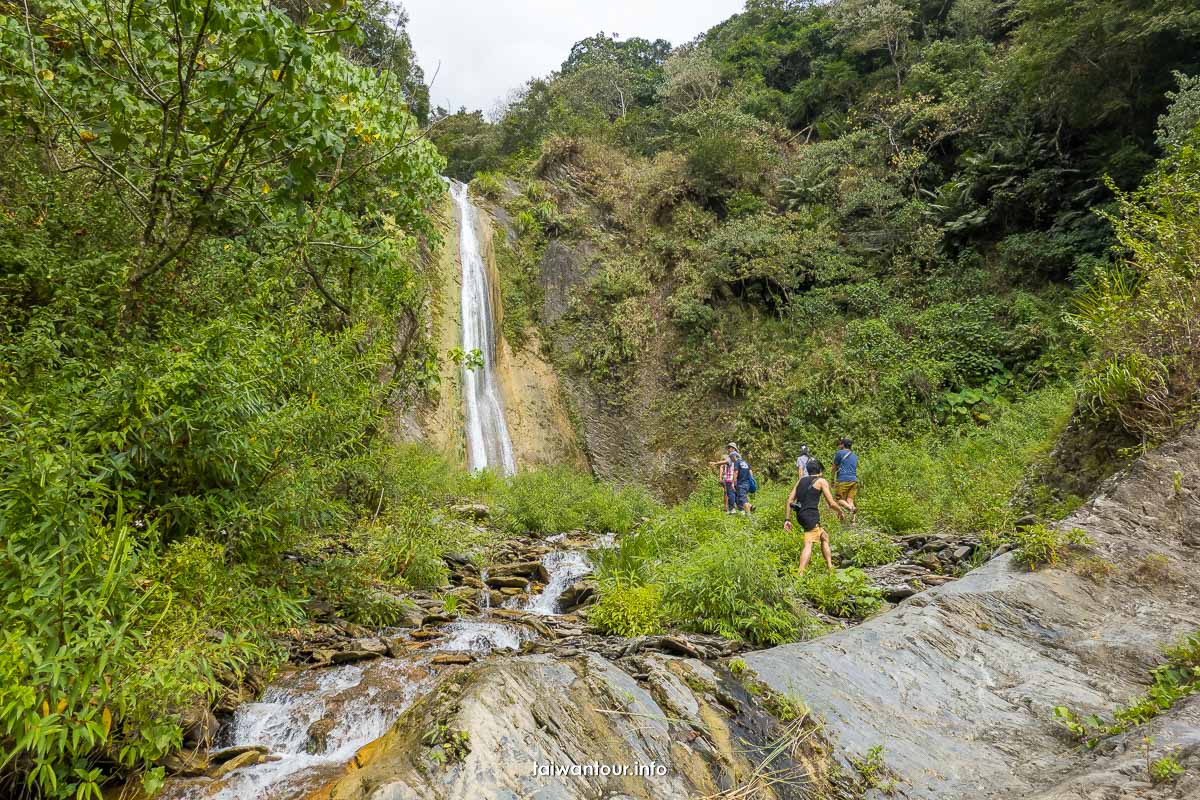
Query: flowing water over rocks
[[161, 659, 433, 800], [514, 549, 593, 615], [160, 435, 1200, 800]]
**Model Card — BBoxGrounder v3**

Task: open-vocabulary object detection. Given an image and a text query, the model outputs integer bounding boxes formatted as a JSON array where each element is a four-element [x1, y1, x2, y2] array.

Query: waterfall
[[451, 182, 516, 476]]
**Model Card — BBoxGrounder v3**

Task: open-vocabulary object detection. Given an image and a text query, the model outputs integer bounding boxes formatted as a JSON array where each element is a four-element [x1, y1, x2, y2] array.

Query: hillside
[[433, 0, 1200, 500], [2, 1, 1200, 798]]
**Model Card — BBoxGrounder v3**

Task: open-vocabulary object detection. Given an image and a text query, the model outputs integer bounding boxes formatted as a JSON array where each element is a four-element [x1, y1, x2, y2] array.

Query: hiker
[[784, 459, 845, 574], [728, 443, 754, 514], [796, 445, 812, 478], [709, 450, 737, 513], [832, 437, 859, 524]]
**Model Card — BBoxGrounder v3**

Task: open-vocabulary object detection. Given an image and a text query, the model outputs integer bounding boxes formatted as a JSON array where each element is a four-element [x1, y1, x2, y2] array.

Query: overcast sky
[[401, 0, 747, 115]]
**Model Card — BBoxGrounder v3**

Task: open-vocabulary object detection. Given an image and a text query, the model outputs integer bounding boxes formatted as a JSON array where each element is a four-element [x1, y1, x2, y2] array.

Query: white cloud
[[401, 0, 746, 113]]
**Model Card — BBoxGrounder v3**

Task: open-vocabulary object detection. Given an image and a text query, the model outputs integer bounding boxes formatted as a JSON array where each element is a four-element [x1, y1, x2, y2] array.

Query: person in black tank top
[[783, 459, 845, 575]]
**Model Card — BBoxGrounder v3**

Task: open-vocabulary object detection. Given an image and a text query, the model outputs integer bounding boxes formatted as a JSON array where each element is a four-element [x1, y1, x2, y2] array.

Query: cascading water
[[164, 659, 432, 800], [520, 551, 594, 616], [451, 182, 516, 476]]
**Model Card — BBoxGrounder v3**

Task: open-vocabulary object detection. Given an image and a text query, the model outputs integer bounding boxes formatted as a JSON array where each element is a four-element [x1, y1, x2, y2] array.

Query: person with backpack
[[728, 442, 754, 515], [784, 458, 845, 574], [709, 449, 737, 513], [796, 445, 813, 478], [832, 437, 859, 524]]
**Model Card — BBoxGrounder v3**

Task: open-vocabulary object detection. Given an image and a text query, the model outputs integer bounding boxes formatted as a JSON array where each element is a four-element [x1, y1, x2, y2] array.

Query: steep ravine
[[315, 432, 1200, 800]]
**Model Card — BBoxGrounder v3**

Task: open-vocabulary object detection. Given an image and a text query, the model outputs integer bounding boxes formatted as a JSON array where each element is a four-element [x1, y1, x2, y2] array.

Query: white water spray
[[451, 182, 516, 475]]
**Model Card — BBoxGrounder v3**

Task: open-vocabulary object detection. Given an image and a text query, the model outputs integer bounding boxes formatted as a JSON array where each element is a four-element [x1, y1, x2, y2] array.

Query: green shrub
[[469, 171, 506, 200], [1150, 755, 1184, 783], [865, 488, 925, 534], [795, 567, 883, 619], [660, 532, 804, 646], [832, 526, 901, 567], [589, 582, 667, 637], [1012, 525, 1092, 571], [367, 510, 452, 590], [494, 467, 659, 536], [1072, 134, 1200, 441]]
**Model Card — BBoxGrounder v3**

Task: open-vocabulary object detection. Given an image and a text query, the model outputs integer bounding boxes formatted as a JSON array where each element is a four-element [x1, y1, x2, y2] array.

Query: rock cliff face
[[321, 653, 829, 800], [747, 429, 1200, 799]]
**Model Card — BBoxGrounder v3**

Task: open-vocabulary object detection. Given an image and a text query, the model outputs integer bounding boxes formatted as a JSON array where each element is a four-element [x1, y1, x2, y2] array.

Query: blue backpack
[[747, 471, 758, 494]]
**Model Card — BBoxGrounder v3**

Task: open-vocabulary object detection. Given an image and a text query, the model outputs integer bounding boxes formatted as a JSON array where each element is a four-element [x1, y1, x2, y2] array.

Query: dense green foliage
[[5, 0, 1200, 794], [1072, 116, 1200, 441], [0, 1, 447, 795], [591, 385, 1069, 643]]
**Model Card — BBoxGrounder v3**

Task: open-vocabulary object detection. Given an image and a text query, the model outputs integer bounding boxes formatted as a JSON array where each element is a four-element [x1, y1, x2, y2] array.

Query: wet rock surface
[[745, 431, 1200, 799]]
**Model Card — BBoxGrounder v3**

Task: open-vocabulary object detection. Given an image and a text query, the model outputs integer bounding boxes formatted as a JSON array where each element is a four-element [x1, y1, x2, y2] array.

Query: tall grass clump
[[494, 467, 660, 536], [860, 386, 1074, 535]]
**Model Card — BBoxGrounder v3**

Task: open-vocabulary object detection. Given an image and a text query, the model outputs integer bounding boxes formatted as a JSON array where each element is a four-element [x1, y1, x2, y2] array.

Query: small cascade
[[436, 621, 533, 654], [479, 567, 491, 609], [164, 660, 431, 800], [450, 182, 516, 476], [521, 550, 594, 616]]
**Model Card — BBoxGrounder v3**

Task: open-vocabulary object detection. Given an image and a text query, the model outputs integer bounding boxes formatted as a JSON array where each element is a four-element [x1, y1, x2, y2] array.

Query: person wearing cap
[[832, 437, 859, 524], [709, 447, 737, 513], [796, 445, 812, 478]]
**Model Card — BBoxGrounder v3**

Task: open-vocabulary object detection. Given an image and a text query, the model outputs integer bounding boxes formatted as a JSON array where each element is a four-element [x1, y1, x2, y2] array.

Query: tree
[[0, 0, 443, 327], [833, 0, 917, 91], [658, 46, 723, 113]]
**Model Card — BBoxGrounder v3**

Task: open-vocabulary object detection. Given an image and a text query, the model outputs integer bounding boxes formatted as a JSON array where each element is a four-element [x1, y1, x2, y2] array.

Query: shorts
[[795, 509, 820, 532], [835, 481, 858, 502], [802, 526, 828, 544], [735, 483, 750, 507]]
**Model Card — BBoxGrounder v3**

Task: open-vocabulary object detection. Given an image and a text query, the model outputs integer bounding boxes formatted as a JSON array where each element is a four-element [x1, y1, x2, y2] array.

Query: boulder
[[177, 705, 218, 748], [392, 602, 426, 629], [745, 431, 1200, 799], [449, 503, 490, 521], [306, 717, 337, 754], [207, 748, 268, 780], [488, 561, 551, 583], [330, 649, 382, 665], [160, 749, 209, 777], [485, 575, 530, 590], [431, 653, 474, 666], [556, 581, 596, 612], [208, 744, 268, 765], [349, 637, 388, 656]]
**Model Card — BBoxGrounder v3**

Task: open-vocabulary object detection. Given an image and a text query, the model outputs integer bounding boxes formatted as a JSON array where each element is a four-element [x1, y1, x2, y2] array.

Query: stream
[[162, 540, 600, 799]]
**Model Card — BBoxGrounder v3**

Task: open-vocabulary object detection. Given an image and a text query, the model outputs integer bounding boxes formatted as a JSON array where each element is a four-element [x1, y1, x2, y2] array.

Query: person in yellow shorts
[[784, 459, 845, 575], [832, 437, 859, 524]]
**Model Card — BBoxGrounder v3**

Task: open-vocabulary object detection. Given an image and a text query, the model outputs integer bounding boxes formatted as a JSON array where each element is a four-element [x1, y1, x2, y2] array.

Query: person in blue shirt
[[832, 437, 859, 524], [728, 442, 753, 515]]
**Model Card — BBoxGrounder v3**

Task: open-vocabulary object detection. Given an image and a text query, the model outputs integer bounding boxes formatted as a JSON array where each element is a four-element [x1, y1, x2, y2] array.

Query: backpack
[[741, 460, 757, 494]]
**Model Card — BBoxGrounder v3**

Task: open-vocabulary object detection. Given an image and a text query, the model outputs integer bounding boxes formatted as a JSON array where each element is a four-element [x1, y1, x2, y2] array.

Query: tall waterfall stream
[[450, 182, 516, 476]]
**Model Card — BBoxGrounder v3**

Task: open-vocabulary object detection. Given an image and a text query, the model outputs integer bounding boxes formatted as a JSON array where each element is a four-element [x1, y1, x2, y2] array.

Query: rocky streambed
[[158, 434, 1200, 799]]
